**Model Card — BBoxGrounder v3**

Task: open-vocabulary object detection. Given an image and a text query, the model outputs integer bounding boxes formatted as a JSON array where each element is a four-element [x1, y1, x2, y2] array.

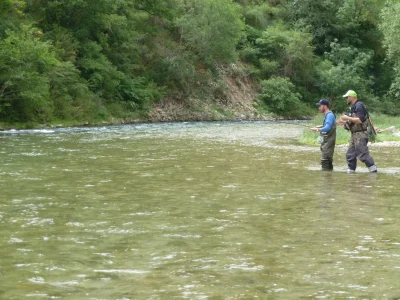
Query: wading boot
[[321, 160, 333, 171]]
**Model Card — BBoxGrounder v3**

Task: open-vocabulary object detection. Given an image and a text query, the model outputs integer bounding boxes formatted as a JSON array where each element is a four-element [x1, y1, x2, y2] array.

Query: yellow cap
[[343, 90, 357, 97]]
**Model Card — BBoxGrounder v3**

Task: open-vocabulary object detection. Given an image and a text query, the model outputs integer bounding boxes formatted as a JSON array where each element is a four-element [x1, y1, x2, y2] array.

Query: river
[[1, 121, 400, 299]]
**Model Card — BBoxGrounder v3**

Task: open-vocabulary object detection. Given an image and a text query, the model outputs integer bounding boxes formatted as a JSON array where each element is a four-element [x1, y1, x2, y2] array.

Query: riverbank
[[0, 113, 278, 131], [0, 72, 267, 130], [2, 94, 400, 149]]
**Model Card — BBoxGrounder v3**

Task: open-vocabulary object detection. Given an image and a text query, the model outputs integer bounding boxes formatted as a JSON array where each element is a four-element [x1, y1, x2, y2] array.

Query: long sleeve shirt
[[320, 111, 335, 133]]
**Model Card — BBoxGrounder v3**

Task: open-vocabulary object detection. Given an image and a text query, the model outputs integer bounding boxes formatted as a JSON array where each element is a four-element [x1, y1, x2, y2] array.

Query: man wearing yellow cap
[[338, 90, 377, 173]]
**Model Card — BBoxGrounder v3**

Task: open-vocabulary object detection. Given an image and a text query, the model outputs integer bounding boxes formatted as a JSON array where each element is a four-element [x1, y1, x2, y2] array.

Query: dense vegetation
[[1, 0, 400, 127]]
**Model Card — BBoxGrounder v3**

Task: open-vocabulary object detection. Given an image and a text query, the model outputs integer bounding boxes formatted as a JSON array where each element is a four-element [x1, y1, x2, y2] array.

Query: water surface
[[1, 121, 400, 299]]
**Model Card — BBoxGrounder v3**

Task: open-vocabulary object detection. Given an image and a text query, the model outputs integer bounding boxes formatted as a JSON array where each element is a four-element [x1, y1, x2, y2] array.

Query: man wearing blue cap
[[311, 99, 336, 170], [338, 90, 377, 173]]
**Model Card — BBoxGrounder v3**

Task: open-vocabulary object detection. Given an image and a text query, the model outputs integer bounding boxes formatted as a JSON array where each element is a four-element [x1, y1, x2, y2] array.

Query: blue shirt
[[320, 111, 335, 133]]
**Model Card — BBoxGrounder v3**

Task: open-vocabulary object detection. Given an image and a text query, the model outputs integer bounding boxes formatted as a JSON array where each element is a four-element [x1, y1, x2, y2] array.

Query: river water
[[1, 121, 400, 299]]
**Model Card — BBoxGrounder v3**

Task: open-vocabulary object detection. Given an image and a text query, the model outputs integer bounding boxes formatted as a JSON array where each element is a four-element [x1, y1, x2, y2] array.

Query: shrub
[[258, 77, 312, 117]]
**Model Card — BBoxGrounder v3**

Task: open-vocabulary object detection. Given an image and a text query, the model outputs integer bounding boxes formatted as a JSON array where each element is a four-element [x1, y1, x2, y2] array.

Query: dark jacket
[[347, 100, 368, 133]]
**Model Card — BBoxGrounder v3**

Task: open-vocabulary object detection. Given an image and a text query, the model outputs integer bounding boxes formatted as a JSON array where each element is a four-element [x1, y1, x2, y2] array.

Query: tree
[[287, 0, 384, 55], [259, 76, 312, 117], [0, 0, 26, 37], [255, 24, 316, 87], [176, 0, 245, 65], [380, 1, 400, 63], [316, 41, 375, 112], [240, 1, 281, 30], [378, 1, 400, 114], [0, 25, 57, 122]]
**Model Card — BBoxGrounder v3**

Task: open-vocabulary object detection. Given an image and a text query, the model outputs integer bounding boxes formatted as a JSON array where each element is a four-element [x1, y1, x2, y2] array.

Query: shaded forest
[[1, 0, 400, 126]]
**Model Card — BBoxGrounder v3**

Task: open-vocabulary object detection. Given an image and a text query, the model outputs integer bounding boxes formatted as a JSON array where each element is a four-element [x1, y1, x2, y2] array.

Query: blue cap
[[316, 99, 329, 107]]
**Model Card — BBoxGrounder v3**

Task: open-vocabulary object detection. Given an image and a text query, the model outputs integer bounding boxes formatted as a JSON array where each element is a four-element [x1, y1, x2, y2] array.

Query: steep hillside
[[148, 66, 269, 122]]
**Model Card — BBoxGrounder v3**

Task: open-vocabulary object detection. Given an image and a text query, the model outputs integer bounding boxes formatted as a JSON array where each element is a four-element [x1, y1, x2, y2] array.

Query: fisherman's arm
[[340, 115, 361, 124], [311, 125, 323, 132], [337, 119, 346, 125], [318, 113, 335, 133], [341, 103, 365, 124]]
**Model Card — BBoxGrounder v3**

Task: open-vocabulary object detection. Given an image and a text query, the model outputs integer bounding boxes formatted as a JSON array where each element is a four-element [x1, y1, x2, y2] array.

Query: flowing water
[[1, 121, 400, 299]]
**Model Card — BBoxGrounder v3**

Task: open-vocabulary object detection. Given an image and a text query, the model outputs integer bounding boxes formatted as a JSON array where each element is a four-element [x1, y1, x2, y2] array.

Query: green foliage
[[288, 0, 387, 102], [241, 2, 281, 29], [335, 0, 384, 50], [0, 25, 112, 123], [255, 25, 316, 86], [238, 25, 262, 66], [377, 81, 400, 116], [380, 2, 400, 62], [0, 25, 57, 122], [48, 61, 96, 120], [76, 41, 162, 109], [259, 59, 279, 76], [31, 0, 126, 43], [239, 23, 317, 107], [77, 41, 124, 100], [157, 54, 197, 93], [0, 0, 25, 17], [258, 77, 312, 117], [175, 0, 245, 65], [315, 41, 376, 113], [288, 0, 343, 54], [288, 0, 383, 53], [379, 2, 400, 115], [0, 0, 25, 24], [2, 0, 400, 126], [44, 26, 79, 62], [120, 76, 163, 109]]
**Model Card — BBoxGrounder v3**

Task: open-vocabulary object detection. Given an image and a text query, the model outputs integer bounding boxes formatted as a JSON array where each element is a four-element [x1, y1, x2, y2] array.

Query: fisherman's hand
[[341, 115, 350, 121], [337, 119, 345, 125], [311, 127, 320, 132]]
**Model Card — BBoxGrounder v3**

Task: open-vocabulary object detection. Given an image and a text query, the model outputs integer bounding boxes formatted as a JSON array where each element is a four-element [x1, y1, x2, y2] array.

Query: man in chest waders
[[311, 99, 336, 170], [338, 90, 377, 173]]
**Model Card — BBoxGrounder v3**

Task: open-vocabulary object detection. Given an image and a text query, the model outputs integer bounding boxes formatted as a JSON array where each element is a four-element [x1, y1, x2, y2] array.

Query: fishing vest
[[348, 100, 368, 133]]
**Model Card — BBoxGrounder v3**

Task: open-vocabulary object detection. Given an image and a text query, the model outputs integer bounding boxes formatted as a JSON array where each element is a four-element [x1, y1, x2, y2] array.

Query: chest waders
[[320, 112, 336, 170], [345, 101, 377, 172]]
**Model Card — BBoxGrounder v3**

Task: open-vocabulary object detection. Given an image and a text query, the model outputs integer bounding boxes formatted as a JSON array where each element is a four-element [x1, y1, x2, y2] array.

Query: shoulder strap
[[359, 101, 370, 118], [323, 111, 334, 124], [353, 100, 369, 119]]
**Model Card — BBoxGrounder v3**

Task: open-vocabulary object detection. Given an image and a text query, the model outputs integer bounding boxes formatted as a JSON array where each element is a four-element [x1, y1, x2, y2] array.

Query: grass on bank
[[300, 114, 400, 145]]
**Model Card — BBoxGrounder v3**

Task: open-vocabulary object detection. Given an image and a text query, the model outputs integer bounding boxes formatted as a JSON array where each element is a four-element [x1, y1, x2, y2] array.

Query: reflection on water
[[1, 121, 400, 299]]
